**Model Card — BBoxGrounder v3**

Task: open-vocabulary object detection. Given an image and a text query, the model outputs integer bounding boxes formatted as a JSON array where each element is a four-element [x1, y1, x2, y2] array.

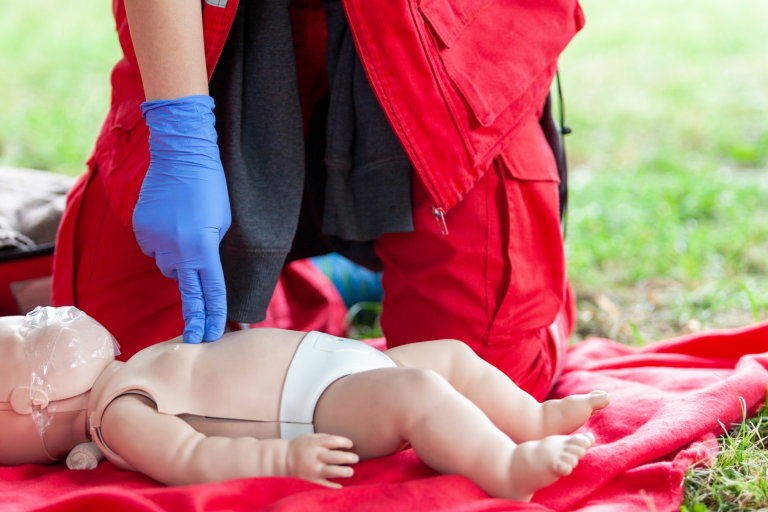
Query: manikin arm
[[100, 395, 358, 487]]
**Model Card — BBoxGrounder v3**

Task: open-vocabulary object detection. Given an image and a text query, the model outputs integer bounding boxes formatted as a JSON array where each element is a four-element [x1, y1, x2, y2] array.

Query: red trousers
[[52, 0, 572, 400], [377, 115, 574, 400]]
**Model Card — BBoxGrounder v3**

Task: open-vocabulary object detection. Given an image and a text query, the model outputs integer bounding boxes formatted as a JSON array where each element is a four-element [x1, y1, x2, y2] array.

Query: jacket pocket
[[485, 117, 565, 344], [418, 0, 582, 128]]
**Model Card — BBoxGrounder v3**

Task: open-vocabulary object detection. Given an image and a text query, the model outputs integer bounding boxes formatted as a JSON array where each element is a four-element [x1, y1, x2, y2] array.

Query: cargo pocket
[[485, 116, 565, 345], [418, 0, 579, 128]]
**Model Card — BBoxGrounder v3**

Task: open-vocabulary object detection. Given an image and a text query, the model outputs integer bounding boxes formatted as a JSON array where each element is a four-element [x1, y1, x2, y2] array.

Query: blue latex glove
[[133, 95, 231, 344]]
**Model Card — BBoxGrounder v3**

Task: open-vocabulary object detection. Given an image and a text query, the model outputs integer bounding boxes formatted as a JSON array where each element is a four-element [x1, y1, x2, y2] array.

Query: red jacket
[[91, 0, 583, 229]]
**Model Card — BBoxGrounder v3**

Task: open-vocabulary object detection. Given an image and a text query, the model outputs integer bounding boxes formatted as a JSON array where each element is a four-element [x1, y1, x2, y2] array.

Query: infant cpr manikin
[[0, 307, 610, 501]]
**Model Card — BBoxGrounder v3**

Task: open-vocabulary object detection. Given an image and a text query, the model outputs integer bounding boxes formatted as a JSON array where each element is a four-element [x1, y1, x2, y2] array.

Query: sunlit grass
[[683, 406, 768, 511], [0, 0, 121, 175], [561, 0, 768, 345]]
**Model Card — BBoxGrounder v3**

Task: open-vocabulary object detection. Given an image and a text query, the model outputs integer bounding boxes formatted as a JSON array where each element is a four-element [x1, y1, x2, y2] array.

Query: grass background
[[0, 0, 120, 175], [1, 0, 767, 508], [560, 0, 768, 345]]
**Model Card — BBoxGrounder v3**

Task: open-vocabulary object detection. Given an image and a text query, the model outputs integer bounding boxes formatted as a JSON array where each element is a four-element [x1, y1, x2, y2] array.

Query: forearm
[[101, 395, 290, 486], [154, 434, 290, 486], [124, 0, 208, 100]]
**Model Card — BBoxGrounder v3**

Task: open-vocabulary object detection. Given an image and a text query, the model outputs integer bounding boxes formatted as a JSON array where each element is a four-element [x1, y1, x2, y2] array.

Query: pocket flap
[[419, 0, 494, 48], [420, 0, 584, 127]]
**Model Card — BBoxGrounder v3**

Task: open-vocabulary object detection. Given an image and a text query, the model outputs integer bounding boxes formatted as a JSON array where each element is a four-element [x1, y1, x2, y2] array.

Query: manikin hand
[[286, 434, 358, 488], [134, 95, 231, 344]]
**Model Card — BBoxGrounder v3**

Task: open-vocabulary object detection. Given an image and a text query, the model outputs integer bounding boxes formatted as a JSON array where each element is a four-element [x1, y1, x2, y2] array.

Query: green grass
[[560, 0, 768, 345], [3, 0, 768, 508], [0, 0, 121, 175], [683, 405, 768, 511]]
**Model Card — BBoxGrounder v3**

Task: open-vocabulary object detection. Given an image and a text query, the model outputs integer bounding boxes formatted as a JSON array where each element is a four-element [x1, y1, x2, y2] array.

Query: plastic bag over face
[[20, 306, 120, 435]]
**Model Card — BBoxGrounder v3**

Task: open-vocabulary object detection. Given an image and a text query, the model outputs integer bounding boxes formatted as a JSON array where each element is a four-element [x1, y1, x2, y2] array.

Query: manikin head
[[0, 307, 118, 465]]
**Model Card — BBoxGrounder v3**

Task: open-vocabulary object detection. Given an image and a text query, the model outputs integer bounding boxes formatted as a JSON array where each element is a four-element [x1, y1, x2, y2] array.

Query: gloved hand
[[133, 95, 231, 344]]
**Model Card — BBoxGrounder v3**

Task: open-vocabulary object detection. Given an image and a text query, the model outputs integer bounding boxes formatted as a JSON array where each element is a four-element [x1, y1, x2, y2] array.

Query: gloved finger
[[199, 245, 227, 342], [178, 268, 206, 344]]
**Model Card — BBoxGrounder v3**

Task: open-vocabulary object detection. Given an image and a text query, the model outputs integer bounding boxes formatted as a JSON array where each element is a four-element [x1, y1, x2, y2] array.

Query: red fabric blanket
[[3, 322, 768, 512]]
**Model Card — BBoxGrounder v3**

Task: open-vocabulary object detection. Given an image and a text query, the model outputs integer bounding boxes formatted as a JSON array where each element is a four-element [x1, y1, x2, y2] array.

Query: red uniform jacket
[[84, 0, 583, 231]]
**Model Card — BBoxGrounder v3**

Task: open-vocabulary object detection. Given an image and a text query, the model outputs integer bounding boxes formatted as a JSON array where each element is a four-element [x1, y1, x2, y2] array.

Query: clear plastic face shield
[[19, 306, 120, 435]]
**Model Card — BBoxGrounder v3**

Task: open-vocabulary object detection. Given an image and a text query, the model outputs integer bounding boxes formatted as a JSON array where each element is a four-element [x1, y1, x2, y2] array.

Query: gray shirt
[[209, 0, 413, 323]]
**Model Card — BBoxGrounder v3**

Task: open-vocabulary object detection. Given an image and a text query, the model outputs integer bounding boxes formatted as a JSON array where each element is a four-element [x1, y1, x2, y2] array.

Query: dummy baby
[[0, 307, 610, 502]]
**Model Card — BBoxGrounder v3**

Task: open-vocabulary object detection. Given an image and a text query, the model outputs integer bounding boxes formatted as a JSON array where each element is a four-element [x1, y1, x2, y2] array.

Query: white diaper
[[279, 331, 397, 440]]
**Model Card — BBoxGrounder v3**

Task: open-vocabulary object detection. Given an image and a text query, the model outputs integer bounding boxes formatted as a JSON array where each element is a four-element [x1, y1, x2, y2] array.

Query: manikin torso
[[90, 329, 305, 452]]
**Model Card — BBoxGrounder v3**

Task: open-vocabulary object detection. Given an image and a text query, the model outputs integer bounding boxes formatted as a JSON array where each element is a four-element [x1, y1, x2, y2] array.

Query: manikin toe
[[0, 310, 609, 501]]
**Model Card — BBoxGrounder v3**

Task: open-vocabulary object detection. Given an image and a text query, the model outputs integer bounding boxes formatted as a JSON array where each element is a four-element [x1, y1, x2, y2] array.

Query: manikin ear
[[10, 386, 49, 414]]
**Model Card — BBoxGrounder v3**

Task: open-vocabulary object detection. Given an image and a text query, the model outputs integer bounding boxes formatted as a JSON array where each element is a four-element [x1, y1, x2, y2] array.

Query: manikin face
[[0, 307, 118, 465]]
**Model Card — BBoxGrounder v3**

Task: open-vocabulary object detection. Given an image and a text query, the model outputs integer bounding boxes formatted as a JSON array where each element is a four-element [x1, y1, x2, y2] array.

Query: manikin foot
[[500, 433, 595, 502], [539, 391, 610, 437]]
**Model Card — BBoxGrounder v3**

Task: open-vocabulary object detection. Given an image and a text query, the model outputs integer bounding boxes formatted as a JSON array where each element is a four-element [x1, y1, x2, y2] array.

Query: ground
[[1, 0, 767, 509]]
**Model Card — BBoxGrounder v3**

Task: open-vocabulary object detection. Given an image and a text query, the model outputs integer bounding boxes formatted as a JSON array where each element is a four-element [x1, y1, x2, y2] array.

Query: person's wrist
[[141, 95, 216, 139], [141, 94, 214, 118], [140, 94, 221, 168]]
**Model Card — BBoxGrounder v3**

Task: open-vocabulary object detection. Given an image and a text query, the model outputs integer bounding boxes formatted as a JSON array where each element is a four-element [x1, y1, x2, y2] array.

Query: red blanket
[[3, 323, 768, 512]]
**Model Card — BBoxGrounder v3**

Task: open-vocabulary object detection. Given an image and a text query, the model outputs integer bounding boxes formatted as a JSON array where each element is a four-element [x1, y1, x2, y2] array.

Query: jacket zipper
[[431, 207, 449, 235]]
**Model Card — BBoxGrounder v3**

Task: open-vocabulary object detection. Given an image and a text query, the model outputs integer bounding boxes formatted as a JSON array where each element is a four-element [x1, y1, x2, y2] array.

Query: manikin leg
[[384, 340, 610, 443], [314, 367, 594, 501]]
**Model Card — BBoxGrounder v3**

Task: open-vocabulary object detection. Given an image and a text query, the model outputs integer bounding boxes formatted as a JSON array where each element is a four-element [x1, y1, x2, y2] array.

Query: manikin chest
[[95, 328, 305, 427]]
